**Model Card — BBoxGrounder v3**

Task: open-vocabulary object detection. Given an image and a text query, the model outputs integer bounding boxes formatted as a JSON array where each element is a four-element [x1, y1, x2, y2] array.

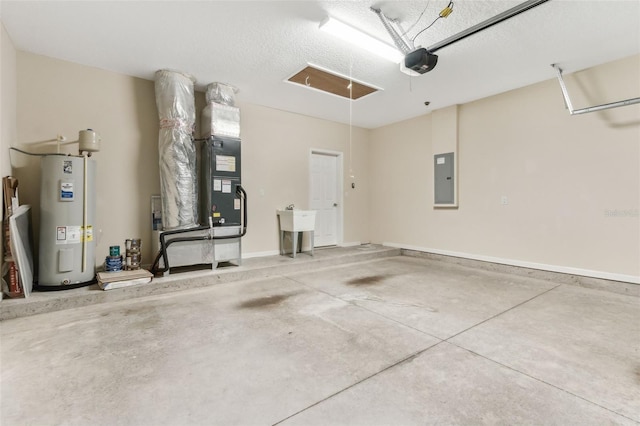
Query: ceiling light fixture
[[319, 16, 403, 63]]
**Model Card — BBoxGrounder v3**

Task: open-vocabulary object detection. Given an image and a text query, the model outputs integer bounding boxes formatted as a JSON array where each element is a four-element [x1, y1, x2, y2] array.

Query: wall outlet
[[501, 195, 509, 205]]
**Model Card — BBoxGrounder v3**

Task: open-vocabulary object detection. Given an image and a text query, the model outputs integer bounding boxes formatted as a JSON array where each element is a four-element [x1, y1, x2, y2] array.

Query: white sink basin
[[277, 210, 316, 232]]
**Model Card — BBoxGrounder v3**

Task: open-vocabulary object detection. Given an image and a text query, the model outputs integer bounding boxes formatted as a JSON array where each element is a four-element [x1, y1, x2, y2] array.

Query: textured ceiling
[[1, 0, 639, 128]]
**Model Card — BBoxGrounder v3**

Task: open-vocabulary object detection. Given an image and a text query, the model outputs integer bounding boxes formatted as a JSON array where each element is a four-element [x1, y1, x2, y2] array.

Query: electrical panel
[[434, 152, 455, 205]]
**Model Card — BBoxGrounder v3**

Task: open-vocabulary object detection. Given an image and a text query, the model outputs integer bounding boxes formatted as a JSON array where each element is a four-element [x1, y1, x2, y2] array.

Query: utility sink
[[277, 210, 316, 258], [277, 210, 316, 232]]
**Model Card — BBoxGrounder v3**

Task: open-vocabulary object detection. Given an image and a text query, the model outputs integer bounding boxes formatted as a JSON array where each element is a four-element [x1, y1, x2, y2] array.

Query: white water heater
[[38, 155, 96, 286]]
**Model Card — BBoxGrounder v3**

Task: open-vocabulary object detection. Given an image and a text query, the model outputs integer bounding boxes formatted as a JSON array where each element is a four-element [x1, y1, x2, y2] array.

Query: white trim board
[[242, 250, 281, 259], [243, 242, 362, 259], [383, 242, 640, 284], [338, 241, 362, 248]]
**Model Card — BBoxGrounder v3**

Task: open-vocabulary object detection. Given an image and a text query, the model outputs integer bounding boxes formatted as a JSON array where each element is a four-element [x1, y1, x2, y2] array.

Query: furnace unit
[[201, 135, 243, 264], [152, 78, 246, 275]]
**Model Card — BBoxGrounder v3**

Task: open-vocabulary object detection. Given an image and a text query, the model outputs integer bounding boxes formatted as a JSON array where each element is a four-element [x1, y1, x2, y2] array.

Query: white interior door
[[310, 151, 340, 247]]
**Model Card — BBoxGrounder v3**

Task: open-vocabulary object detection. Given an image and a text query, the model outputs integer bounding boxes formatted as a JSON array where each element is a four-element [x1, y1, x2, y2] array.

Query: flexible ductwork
[[206, 82, 238, 106], [202, 82, 241, 139], [155, 70, 198, 230]]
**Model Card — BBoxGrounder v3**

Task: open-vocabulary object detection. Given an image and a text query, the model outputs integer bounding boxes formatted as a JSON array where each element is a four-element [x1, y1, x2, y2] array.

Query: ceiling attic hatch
[[286, 64, 381, 100]]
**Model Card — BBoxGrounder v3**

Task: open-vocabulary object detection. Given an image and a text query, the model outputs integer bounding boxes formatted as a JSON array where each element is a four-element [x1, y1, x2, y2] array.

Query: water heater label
[[82, 225, 93, 242], [56, 226, 81, 244], [63, 160, 73, 174], [60, 182, 74, 201]]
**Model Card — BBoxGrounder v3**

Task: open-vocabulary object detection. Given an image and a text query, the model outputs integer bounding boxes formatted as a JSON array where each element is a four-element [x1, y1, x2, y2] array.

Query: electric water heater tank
[[38, 155, 96, 286]]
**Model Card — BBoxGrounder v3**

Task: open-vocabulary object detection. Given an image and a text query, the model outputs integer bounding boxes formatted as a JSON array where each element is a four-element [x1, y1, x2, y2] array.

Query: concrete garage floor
[[1, 254, 638, 425]]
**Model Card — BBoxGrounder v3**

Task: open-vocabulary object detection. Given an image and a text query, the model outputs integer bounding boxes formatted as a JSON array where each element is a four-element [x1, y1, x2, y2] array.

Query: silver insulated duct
[[202, 82, 240, 138], [155, 70, 198, 230]]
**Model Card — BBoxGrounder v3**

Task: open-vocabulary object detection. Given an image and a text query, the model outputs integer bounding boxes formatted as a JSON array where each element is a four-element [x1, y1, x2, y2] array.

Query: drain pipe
[[82, 154, 88, 272], [552, 64, 640, 115], [150, 185, 248, 274]]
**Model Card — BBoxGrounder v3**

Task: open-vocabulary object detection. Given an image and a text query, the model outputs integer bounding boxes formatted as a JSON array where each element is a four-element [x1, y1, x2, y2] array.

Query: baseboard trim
[[383, 242, 639, 285], [338, 241, 362, 248], [243, 242, 364, 258], [242, 250, 280, 259]]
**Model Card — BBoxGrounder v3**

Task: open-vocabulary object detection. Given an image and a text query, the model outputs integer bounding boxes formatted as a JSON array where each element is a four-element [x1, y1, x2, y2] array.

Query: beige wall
[[14, 52, 370, 265], [1, 21, 17, 178], [11, 49, 639, 281], [369, 113, 432, 246], [370, 55, 640, 280], [238, 102, 370, 254], [15, 52, 160, 265]]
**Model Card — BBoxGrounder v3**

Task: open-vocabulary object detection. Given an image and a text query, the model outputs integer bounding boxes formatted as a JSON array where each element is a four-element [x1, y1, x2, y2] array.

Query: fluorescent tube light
[[320, 16, 403, 63]]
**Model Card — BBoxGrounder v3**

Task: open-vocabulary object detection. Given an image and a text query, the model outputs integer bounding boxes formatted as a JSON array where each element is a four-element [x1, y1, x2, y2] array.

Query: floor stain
[[346, 275, 386, 286], [238, 294, 293, 309], [119, 306, 161, 330], [122, 305, 157, 316]]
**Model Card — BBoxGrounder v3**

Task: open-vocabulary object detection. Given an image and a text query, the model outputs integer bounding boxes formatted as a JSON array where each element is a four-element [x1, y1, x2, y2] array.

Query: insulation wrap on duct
[[202, 103, 241, 139], [155, 70, 198, 230], [205, 82, 238, 106], [202, 82, 240, 138]]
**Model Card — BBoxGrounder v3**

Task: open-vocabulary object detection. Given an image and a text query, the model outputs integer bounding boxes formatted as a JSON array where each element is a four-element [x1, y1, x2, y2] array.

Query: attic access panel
[[287, 65, 379, 100]]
